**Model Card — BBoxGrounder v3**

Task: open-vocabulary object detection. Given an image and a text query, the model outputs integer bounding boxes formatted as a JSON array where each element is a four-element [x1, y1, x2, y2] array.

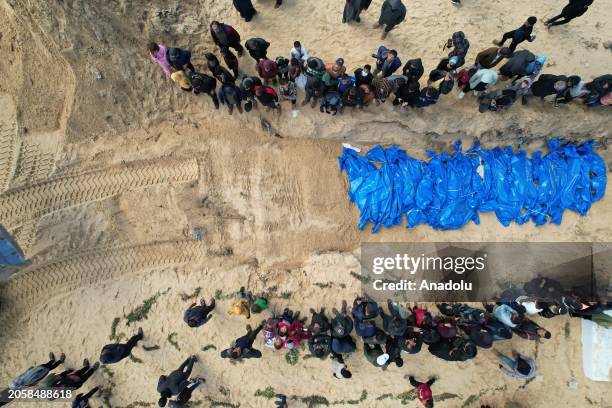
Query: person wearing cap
[[406, 375, 436, 408], [233, 0, 257, 22], [372, 47, 401, 78], [494, 16, 538, 52], [474, 46, 512, 69], [374, 0, 407, 40], [323, 58, 347, 90]]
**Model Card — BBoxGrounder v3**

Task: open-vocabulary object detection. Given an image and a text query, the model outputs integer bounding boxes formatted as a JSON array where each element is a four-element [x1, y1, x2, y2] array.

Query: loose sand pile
[[0, 0, 611, 406]]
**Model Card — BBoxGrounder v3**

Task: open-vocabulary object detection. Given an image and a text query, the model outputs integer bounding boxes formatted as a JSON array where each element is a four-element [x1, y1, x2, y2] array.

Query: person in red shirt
[[405, 375, 436, 407]]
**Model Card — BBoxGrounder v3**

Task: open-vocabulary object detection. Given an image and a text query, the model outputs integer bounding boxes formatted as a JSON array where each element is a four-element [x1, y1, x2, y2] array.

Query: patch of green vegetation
[[143, 345, 160, 351], [100, 387, 113, 408], [285, 348, 299, 365], [299, 395, 330, 407], [463, 394, 478, 406], [254, 386, 275, 399], [339, 283, 347, 289], [280, 291, 292, 299], [565, 321, 571, 339], [396, 391, 416, 404], [128, 354, 143, 363], [123, 402, 153, 408], [167, 332, 180, 351], [109, 317, 121, 341], [313, 282, 333, 289], [343, 390, 367, 405], [204, 397, 240, 408], [349, 271, 370, 284], [181, 287, 202, 301], [435, 393, 460, 402], [100, 365, 114, 378], [125, 289, 169, 325], [201, 344, 217, 352], [219, 386, 230, 396], [214, 289, 224, 300], [376, 393, 393, 401]]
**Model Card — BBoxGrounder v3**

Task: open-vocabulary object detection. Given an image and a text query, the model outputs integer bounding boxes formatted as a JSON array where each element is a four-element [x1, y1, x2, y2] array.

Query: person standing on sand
[[245, 38, 270, 62], [496, 351, 536, 380], [148, 42, 173, 78], [343, 0, 365, 23], [8, 352, 66, 389], [545, 0, 594, 28], [331, 354, 352, 379], [167, 378, 205, 408], [233, 0, 257, 22], [99, 327, 144, 364], [220, 47, 240, 79], [257, 57, 279, 85], [406, 375, 436, 408], [493, 17, 538, 52], [221, 322, 265, 360], [474, 46, 512, 69], [184, 298, 216, 327], [157, 355, 197, 407], [72, 387, 99, 408], [209, 21, 244, 56], [374, 0, 406, 40], [218, 80, 244, 115]]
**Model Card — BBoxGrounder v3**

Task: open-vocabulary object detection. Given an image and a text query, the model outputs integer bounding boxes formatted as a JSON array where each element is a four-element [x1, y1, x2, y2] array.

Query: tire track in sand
[[0, 158, 199, 228], [0, 240, 207, 313]]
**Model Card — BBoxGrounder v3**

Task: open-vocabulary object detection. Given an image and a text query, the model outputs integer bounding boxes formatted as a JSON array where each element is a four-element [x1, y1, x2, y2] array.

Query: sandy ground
[[0, 0, 611, 407]]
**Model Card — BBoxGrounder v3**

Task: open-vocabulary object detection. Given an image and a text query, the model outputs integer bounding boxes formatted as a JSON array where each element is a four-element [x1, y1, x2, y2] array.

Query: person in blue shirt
[[372, 46, 401, 78], [338, 74, 356, 94], [494, 16, 537, 52], [416, 86, 440, 108]]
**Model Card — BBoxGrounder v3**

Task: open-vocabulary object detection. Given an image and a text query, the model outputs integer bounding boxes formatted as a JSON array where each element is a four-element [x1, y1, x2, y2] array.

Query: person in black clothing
[[220, 323, 264, 360], [302, 75, 326, 107], [220, 46, 240, 79], [494, 16, 537, 52], [342, 86, 365, 109], [233, 0, 257, 22], [187, 71, 220, 109], [157, 355, 197, 407], [55, 359, 100, 390], [393, 80, 420, 108], [72, 387, 99, 408], [331, 300, 354, 338], [183, 298, 216, 327], [309, 307, 331, 334], [274, 394, 288, 407], [381, 307, 407, 337], [167, 47, 195, 73], [385, 336, 404, 367], [167, 378, 205, 408], [309, 334, 332, 358], [99, 327, 143, 364], [402, 58, 424, 82], [205, 53, 234, 84], [545, 0, 594, 28], [244, 38, 270, 62], [354, 65, 374, 86]]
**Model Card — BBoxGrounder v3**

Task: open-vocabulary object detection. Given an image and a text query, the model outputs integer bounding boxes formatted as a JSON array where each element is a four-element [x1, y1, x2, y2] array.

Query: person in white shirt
[[290, 41, 309, 66]]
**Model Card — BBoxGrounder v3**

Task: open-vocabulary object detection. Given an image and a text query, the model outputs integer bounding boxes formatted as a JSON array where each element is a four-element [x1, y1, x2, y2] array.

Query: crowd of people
[[3, 277, 611, 407], [149, 0, 609, 119]]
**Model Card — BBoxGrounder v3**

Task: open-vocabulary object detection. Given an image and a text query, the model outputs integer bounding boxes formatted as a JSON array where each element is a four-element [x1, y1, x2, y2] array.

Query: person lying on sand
[[157, 355, 197, 407], [99, 327, 144, 364]]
